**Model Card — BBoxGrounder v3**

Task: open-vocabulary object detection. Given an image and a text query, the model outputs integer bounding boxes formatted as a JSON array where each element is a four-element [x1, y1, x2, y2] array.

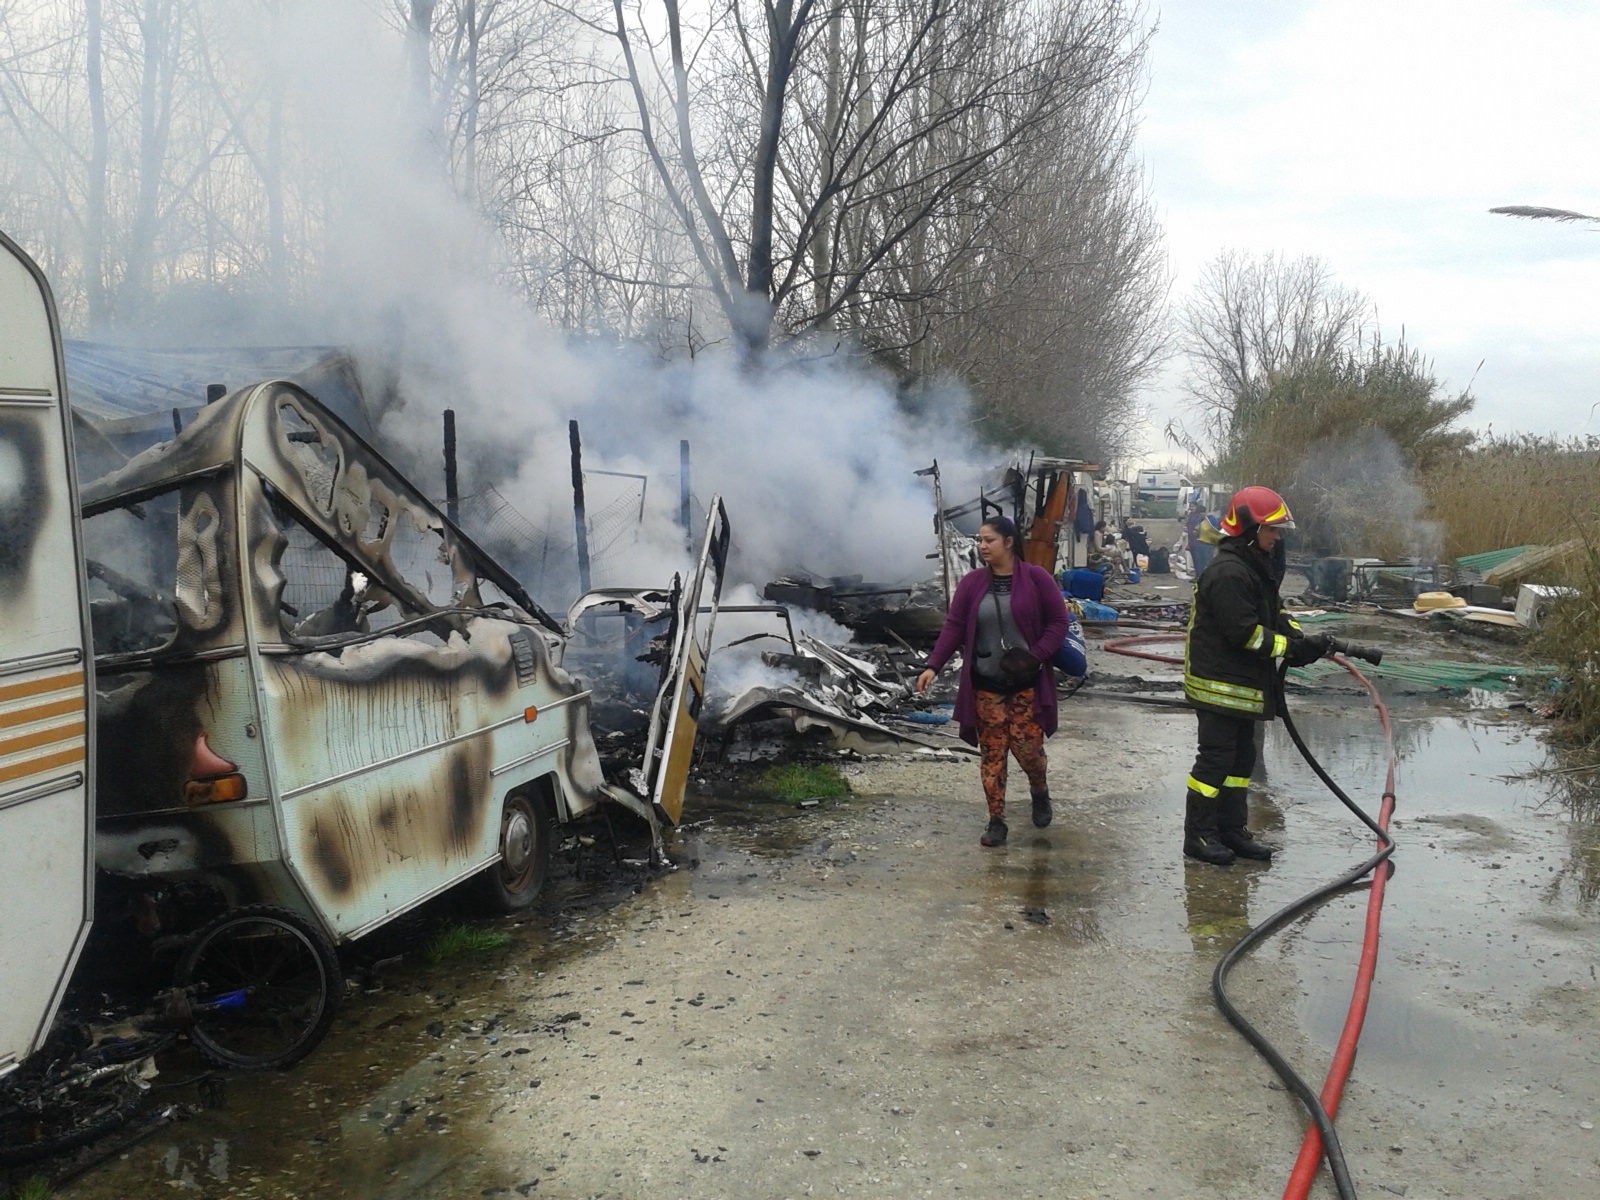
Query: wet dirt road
[[49, 686, 1600, 1199]]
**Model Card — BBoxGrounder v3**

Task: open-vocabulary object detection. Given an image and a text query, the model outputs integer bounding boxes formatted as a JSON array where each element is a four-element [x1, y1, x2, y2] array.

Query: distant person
[[916, 515, 1070, 847], [1073, 489, 1096, 540], [1179, 486, 1326, 865], [1185, 501, 1215, 574], [1121, 516, 1150, 559]]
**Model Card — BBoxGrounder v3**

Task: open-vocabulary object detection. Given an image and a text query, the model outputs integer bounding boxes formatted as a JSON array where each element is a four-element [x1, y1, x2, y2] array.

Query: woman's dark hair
[[980, 514, 1021, 557]]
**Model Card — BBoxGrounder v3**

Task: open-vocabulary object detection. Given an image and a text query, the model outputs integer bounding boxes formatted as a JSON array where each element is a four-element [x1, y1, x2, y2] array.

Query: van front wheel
[[475, 791, 552, 913]]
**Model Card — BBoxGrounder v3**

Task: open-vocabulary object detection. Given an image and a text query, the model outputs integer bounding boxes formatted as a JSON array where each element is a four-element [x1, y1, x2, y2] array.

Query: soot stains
[[0, 415, 48, 596]]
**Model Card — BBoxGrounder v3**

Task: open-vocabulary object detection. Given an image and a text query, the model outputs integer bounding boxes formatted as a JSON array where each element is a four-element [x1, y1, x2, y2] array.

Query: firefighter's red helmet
[[1220, 485, 1294, 537]]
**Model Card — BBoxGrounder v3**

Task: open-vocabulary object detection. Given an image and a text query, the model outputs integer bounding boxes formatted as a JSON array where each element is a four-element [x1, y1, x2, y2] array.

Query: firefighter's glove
[[1285, 632, 1329, 667]]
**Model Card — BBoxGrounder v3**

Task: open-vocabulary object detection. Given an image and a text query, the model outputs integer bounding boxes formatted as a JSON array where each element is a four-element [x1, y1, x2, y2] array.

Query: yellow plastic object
[[1414, 591, 1465, 611]]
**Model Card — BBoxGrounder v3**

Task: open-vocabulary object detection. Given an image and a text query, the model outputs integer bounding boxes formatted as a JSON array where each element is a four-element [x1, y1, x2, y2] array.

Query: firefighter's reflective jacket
[[1183, 539, 1302, 720]]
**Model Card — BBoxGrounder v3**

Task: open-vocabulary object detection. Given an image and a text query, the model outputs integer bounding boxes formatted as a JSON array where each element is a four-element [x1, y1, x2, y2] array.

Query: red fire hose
[[1100, 632, 1188, 664], [1101, 633, 1398, 1199], [1280, 656, 1396, 1200]]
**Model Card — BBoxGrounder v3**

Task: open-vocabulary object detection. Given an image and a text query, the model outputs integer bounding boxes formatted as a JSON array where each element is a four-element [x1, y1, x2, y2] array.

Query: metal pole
[[916, 461, 952, 610], [679, 439, 691, 544], [443, 408, 460, 526], [570, 419, 591, 592]]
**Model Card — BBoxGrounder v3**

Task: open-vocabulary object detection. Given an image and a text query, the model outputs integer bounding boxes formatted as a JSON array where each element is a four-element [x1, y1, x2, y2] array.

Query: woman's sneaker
[[980, 817, 1008, 847], [1031, 793, 1053, 828]]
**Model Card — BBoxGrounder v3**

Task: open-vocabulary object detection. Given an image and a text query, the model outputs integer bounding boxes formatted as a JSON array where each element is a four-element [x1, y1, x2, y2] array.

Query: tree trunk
[[744, 0, 811, 357], [807, 5, 843, 324], [84, 0, 109, 332], [461, 0, 480, 199], [408, 0, 438, 118], [124, 0, 178, 323]]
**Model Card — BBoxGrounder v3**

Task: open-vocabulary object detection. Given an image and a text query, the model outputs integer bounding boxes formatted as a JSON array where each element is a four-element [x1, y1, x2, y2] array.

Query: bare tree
[[85, 0, 111, 328], [0, 5, 95, 319], [119, 0, 192, 317], [2, 0, 280, 329], [911, 35, 1167, 460], [0, 0, 1164, 452], [574, 0, 1155, 363], [1179, 250, 1373, 459]]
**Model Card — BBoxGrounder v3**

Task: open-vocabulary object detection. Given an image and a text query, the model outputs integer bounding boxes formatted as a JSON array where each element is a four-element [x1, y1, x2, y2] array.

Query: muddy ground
[[38, 618, 1600, 1200]]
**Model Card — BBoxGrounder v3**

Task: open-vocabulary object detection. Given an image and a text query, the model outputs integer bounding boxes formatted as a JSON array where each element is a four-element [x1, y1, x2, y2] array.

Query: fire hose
[[1101, 632, 1393, 1200]]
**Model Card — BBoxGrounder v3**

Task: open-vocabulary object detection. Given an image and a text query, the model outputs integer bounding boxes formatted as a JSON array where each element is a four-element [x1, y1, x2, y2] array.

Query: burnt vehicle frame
[[81, 380, 727, 1028]]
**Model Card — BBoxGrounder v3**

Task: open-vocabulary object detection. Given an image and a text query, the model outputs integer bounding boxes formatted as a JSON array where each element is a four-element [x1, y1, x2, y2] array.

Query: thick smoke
[[263, 4, 995, 605], [1290, 430, 1441, 562]]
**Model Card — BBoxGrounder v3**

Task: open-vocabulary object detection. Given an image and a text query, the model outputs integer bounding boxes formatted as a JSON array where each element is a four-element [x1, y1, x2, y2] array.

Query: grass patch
[[755, 763, 850, 804], [423, 924, 511, 964], [7, 1179, 54, 1200]]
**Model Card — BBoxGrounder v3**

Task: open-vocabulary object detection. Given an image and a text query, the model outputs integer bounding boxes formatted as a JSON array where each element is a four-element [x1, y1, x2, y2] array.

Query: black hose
[[1209, 662, 1397, 1200]]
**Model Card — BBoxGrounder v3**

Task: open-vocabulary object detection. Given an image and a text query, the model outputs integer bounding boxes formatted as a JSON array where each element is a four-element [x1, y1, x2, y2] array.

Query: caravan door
[[644, 498, 730, 825], [0, 231, 95, 1076]]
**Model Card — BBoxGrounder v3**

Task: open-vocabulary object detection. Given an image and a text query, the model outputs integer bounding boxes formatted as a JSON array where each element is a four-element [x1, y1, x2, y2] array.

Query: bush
[[1531, 527, 1600, 755]]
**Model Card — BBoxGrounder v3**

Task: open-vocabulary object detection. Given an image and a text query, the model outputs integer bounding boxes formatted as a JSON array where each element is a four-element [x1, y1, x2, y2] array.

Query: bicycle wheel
[[0, 1068, 144, 1166], [174, 905, 342, 1070]]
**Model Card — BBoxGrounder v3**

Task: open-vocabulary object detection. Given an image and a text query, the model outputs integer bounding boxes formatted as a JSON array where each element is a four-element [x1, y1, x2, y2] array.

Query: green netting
[[1290, 611, 1353, 625], [1454, 545, 1540, 576], [1290, 657, 1556, 692]]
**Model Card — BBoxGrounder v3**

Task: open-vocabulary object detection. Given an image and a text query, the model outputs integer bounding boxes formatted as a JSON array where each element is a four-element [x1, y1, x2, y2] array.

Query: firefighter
[[1180, 485, 1326, 865]]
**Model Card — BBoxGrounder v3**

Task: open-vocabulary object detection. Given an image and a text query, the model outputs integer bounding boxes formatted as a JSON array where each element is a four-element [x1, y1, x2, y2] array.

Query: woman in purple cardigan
[[915, 515, 1071, 846]]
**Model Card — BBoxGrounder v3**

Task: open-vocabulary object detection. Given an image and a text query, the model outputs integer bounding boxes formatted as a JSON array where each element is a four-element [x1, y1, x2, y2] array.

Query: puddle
[[1236, 706, 1600, 1103]]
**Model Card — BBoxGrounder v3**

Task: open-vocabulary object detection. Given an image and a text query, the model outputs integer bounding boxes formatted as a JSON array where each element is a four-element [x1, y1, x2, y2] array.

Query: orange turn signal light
[[523, 705, 538, 723], [185, 772, 248, 806]]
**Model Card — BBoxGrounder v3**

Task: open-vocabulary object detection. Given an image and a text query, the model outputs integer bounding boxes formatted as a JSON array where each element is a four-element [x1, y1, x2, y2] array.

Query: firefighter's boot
[[1218, 785, 1273, 861], [1182, 788, 1235, 865]]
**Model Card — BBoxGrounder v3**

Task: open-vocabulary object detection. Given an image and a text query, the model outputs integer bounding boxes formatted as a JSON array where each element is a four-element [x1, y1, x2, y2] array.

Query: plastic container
[[1059, 567, 1106, 601], [1051, 616, 1088, 676]]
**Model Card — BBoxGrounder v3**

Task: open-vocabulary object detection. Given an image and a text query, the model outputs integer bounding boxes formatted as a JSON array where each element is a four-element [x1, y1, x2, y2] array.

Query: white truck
[[1133, 468, 1193, 517]]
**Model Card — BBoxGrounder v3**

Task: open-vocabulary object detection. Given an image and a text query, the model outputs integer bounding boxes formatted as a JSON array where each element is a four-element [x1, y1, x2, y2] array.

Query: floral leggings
[[974, 688, 1048, 818]]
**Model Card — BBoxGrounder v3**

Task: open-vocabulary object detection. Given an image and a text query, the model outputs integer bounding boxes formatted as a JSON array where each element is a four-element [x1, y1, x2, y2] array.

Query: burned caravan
[[84, 379, 727, 946]]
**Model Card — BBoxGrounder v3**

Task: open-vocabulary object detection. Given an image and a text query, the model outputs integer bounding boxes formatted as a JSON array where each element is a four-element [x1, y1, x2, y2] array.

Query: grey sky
[[1137, 0, 1600, 461]]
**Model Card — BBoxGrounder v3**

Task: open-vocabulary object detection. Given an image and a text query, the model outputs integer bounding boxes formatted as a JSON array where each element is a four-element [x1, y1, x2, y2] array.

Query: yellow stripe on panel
[[0, 720, 86, 758], [0, 697, 84, 729], [0, 671, 84, 704], [0, 745, 85, 785]]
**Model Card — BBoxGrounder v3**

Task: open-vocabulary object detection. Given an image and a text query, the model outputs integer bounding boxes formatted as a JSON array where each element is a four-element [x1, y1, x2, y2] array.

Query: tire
[[0, 1068, 144, 1166], [473, 790, 553, 913], [174, 905, 341, 1071]]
